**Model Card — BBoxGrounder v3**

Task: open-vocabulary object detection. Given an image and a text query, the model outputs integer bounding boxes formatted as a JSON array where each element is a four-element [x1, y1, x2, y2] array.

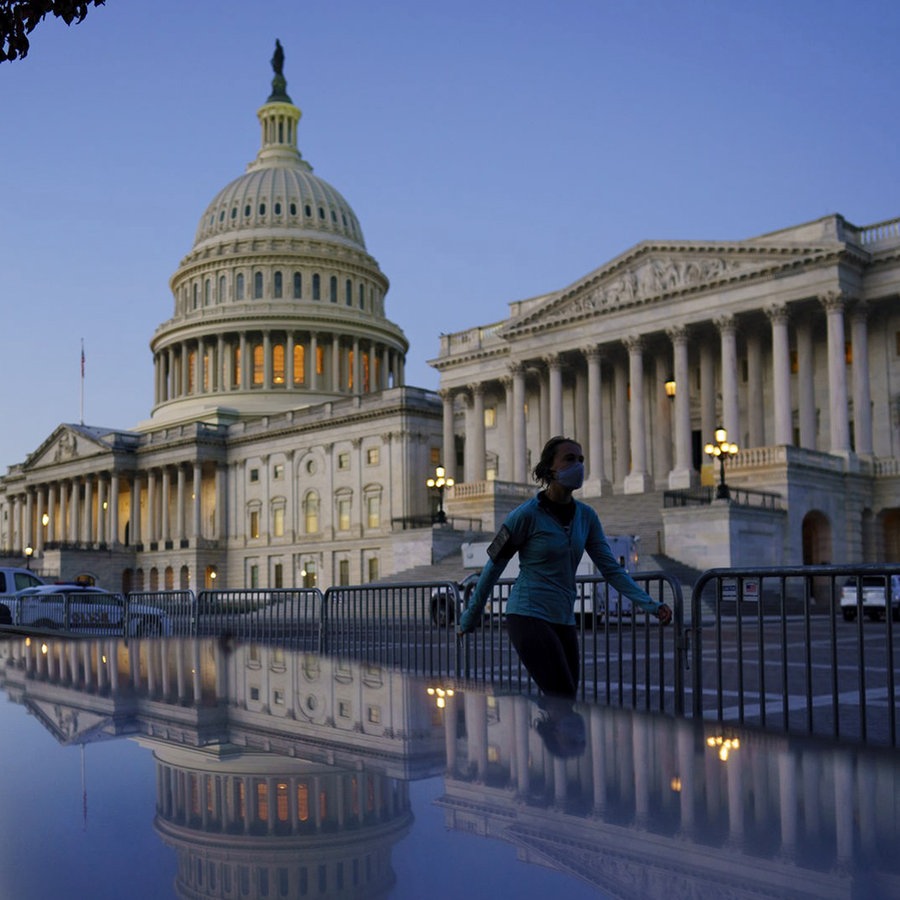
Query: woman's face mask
[[555, 461, 584, 490]]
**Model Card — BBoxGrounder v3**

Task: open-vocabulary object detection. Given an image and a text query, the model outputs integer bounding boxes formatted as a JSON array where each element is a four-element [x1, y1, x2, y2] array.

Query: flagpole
[[80, 338, 85, 425]]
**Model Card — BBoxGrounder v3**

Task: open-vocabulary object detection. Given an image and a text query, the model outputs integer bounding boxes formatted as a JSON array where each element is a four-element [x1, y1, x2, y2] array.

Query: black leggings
[[506, 613, 579, 700]]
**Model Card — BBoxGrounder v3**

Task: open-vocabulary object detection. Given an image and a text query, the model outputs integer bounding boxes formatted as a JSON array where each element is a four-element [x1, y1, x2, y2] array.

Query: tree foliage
[[0, 1, 106, 61]]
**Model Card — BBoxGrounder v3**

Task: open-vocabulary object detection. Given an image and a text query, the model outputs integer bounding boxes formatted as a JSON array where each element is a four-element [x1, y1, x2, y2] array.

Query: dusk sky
[[2, 0, 898, 471]]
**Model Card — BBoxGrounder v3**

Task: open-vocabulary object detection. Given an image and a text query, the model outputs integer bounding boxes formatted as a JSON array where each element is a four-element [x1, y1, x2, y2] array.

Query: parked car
[[430, 572, 480, 627], [5, 583, 172, 636], [0, 567, 44, 596], [840, 574, 900, 622]]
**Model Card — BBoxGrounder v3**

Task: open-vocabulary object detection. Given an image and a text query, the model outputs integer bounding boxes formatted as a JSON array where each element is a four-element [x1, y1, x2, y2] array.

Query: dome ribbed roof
[[194, 166, 366, 250]]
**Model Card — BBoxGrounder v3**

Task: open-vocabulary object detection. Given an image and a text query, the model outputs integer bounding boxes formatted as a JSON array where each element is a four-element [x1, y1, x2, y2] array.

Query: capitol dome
[[148, 44, 407, 426]]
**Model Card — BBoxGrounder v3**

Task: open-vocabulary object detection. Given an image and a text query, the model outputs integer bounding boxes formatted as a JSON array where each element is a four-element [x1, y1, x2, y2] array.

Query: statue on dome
[[271, 39, 284, 76], [267, 40, 291, 103]]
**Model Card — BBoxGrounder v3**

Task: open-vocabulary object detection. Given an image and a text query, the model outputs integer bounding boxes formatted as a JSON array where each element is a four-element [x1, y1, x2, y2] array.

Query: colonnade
[[153, 330, 405, 405], [1, 461, 226, 555], [440, 294, 873, 491]]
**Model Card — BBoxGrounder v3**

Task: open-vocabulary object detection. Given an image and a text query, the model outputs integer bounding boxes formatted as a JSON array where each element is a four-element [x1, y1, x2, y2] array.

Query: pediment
[[26, 424, 115, 469], [24, 698, 118, 746], [499, 240, 841, 337]]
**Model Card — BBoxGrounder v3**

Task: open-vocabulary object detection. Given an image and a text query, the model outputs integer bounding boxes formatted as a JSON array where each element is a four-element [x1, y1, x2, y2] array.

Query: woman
[[458, 435, 672, 700]]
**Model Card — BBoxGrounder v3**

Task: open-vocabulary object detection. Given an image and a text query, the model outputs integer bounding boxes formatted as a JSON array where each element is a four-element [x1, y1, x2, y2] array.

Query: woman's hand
[[656, 603, 672, 626]]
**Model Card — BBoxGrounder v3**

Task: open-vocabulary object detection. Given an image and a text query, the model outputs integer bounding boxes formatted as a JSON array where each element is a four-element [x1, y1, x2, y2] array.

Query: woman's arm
[[458, 555, 510, 633]]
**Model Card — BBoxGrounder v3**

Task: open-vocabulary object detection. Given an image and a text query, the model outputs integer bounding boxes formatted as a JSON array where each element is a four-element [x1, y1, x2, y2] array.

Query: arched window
[[273, 271, 283, 298], [236, 273, 245, 300], [293, 343, 305, 385], [304, 492, 319, 534], [273, 343, 285, 386], [312, 274, 320, 300], [359, 284, 365, 309], [218, 275, 226, 302], [204, 279, 211, 306], [252, 344, 264, 386], [330, 276, 337, 303], [293, 272, 302, 299], [192, 283, 198, 309], [345, 279, 352, 306], [253, 271, 263, 299]]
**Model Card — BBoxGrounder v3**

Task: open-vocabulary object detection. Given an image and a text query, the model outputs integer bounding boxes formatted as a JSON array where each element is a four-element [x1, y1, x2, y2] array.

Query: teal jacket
[[459, 494, 661, 631]]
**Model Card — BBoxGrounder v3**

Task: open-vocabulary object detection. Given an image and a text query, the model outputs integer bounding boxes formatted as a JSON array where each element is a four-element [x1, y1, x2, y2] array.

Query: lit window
[[338, 498, 351, 531], [366, 447, 379, 465], [430, 447, 441, 466], [252, 344, 264, 385], [293, 344, 305, 385], [249, 510, 260, 539], [337, 452, 350, 470], [304, 493, 319, 533], [273, 507, 284, 537], [273, 343, 285, 385], [338, 700, 351, 718], [273, 464, 284, 480], [367, 705, 381, 724], [368, 556, 379, 582], [484, 407, 496, 428], [367, 495, 380, 528]]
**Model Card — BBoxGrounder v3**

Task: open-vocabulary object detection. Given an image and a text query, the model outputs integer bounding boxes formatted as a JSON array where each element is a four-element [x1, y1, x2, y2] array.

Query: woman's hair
[[532, 435, 578, 486]]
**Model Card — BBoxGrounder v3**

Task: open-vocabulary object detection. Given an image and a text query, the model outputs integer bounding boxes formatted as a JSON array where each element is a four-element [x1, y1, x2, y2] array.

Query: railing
[[690, 565, 900, 747], [664, 486, 782, 509]]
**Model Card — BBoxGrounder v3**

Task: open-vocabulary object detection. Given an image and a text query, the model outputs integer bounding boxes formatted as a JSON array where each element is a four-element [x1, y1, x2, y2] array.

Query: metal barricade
[[126, 590, 196, 638], [195, 589, 324, 649], [691, 565, 900, 747]]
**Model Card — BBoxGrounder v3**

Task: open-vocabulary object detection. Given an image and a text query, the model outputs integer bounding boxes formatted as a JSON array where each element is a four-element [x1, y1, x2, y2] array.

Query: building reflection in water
[[1, 636, 899, 899]]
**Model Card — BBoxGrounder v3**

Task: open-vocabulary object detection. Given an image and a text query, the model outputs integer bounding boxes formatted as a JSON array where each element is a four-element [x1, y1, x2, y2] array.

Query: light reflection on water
[[0, 635, 898, 899]]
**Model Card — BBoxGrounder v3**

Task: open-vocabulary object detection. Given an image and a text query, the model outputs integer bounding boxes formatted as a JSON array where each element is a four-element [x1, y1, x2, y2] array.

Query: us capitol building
[[1, 45, 899, 591]]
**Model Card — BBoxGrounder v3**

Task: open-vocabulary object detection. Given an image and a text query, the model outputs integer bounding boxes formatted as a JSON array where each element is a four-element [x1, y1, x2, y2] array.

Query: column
[[35, 490, 45, 553], [109, 473, 119, 546], [821, 291, 851, 454], [623, 336, 650, 493], [59, 482, 68, 545], [469, 383, 485, 483], [239, 334, 249, 390], [716, 315, 740, 442], [767, 304, 793, 445], [331, 334, 341, 391], [96, 476, 106, 545], [161, 467, 171, 544], [197, 337, 205, 393], [286, 332, 295, 387], [216, 335, 226, 392], [46, 485, 56, 544], [511, 363, 527, 483], [263, 331, 272, 389], [699, 340, 716, 445], [613, 359, 629, 484], [70, 479, 81, 543], [83, 476, 93, 544], [502, 377, 514, 482], [147, 470, 156, 544], [745, 329, 764, 447], [215, 464, 227, 540], [850, 302, 873, 455], [131, 474, 142, 546], [352, 337, 361, 394], [440, 390, 456, 482], [796, 319, 816, 449], [667, 326, 694, 488], [584, 347, 610, 491], [546, 354, 564, 436], [193, 463, 202, 541], [653, 353, 672, 482], [180, 342, 190, 396], [309, 332, 318, 390], [176, 465, 186, 542]]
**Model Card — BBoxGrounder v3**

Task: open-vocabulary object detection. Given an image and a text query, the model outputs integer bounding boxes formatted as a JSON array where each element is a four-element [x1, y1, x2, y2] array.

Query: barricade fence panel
[[690, 565, 900, 747]]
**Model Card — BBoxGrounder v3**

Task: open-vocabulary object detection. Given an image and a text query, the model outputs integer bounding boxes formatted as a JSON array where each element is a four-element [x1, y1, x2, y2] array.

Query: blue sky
[[2, 0, 898, 471]]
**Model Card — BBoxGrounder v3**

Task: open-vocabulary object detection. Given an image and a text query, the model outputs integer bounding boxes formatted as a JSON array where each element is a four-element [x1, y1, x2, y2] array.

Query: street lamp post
[[426, 465, 454, 524], [24, 545, 34, 570], [704, 426, 739, 500]]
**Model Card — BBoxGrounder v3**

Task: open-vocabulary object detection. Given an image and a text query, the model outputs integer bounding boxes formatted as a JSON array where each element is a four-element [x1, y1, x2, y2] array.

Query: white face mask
[[555, 461, 584, 490]]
